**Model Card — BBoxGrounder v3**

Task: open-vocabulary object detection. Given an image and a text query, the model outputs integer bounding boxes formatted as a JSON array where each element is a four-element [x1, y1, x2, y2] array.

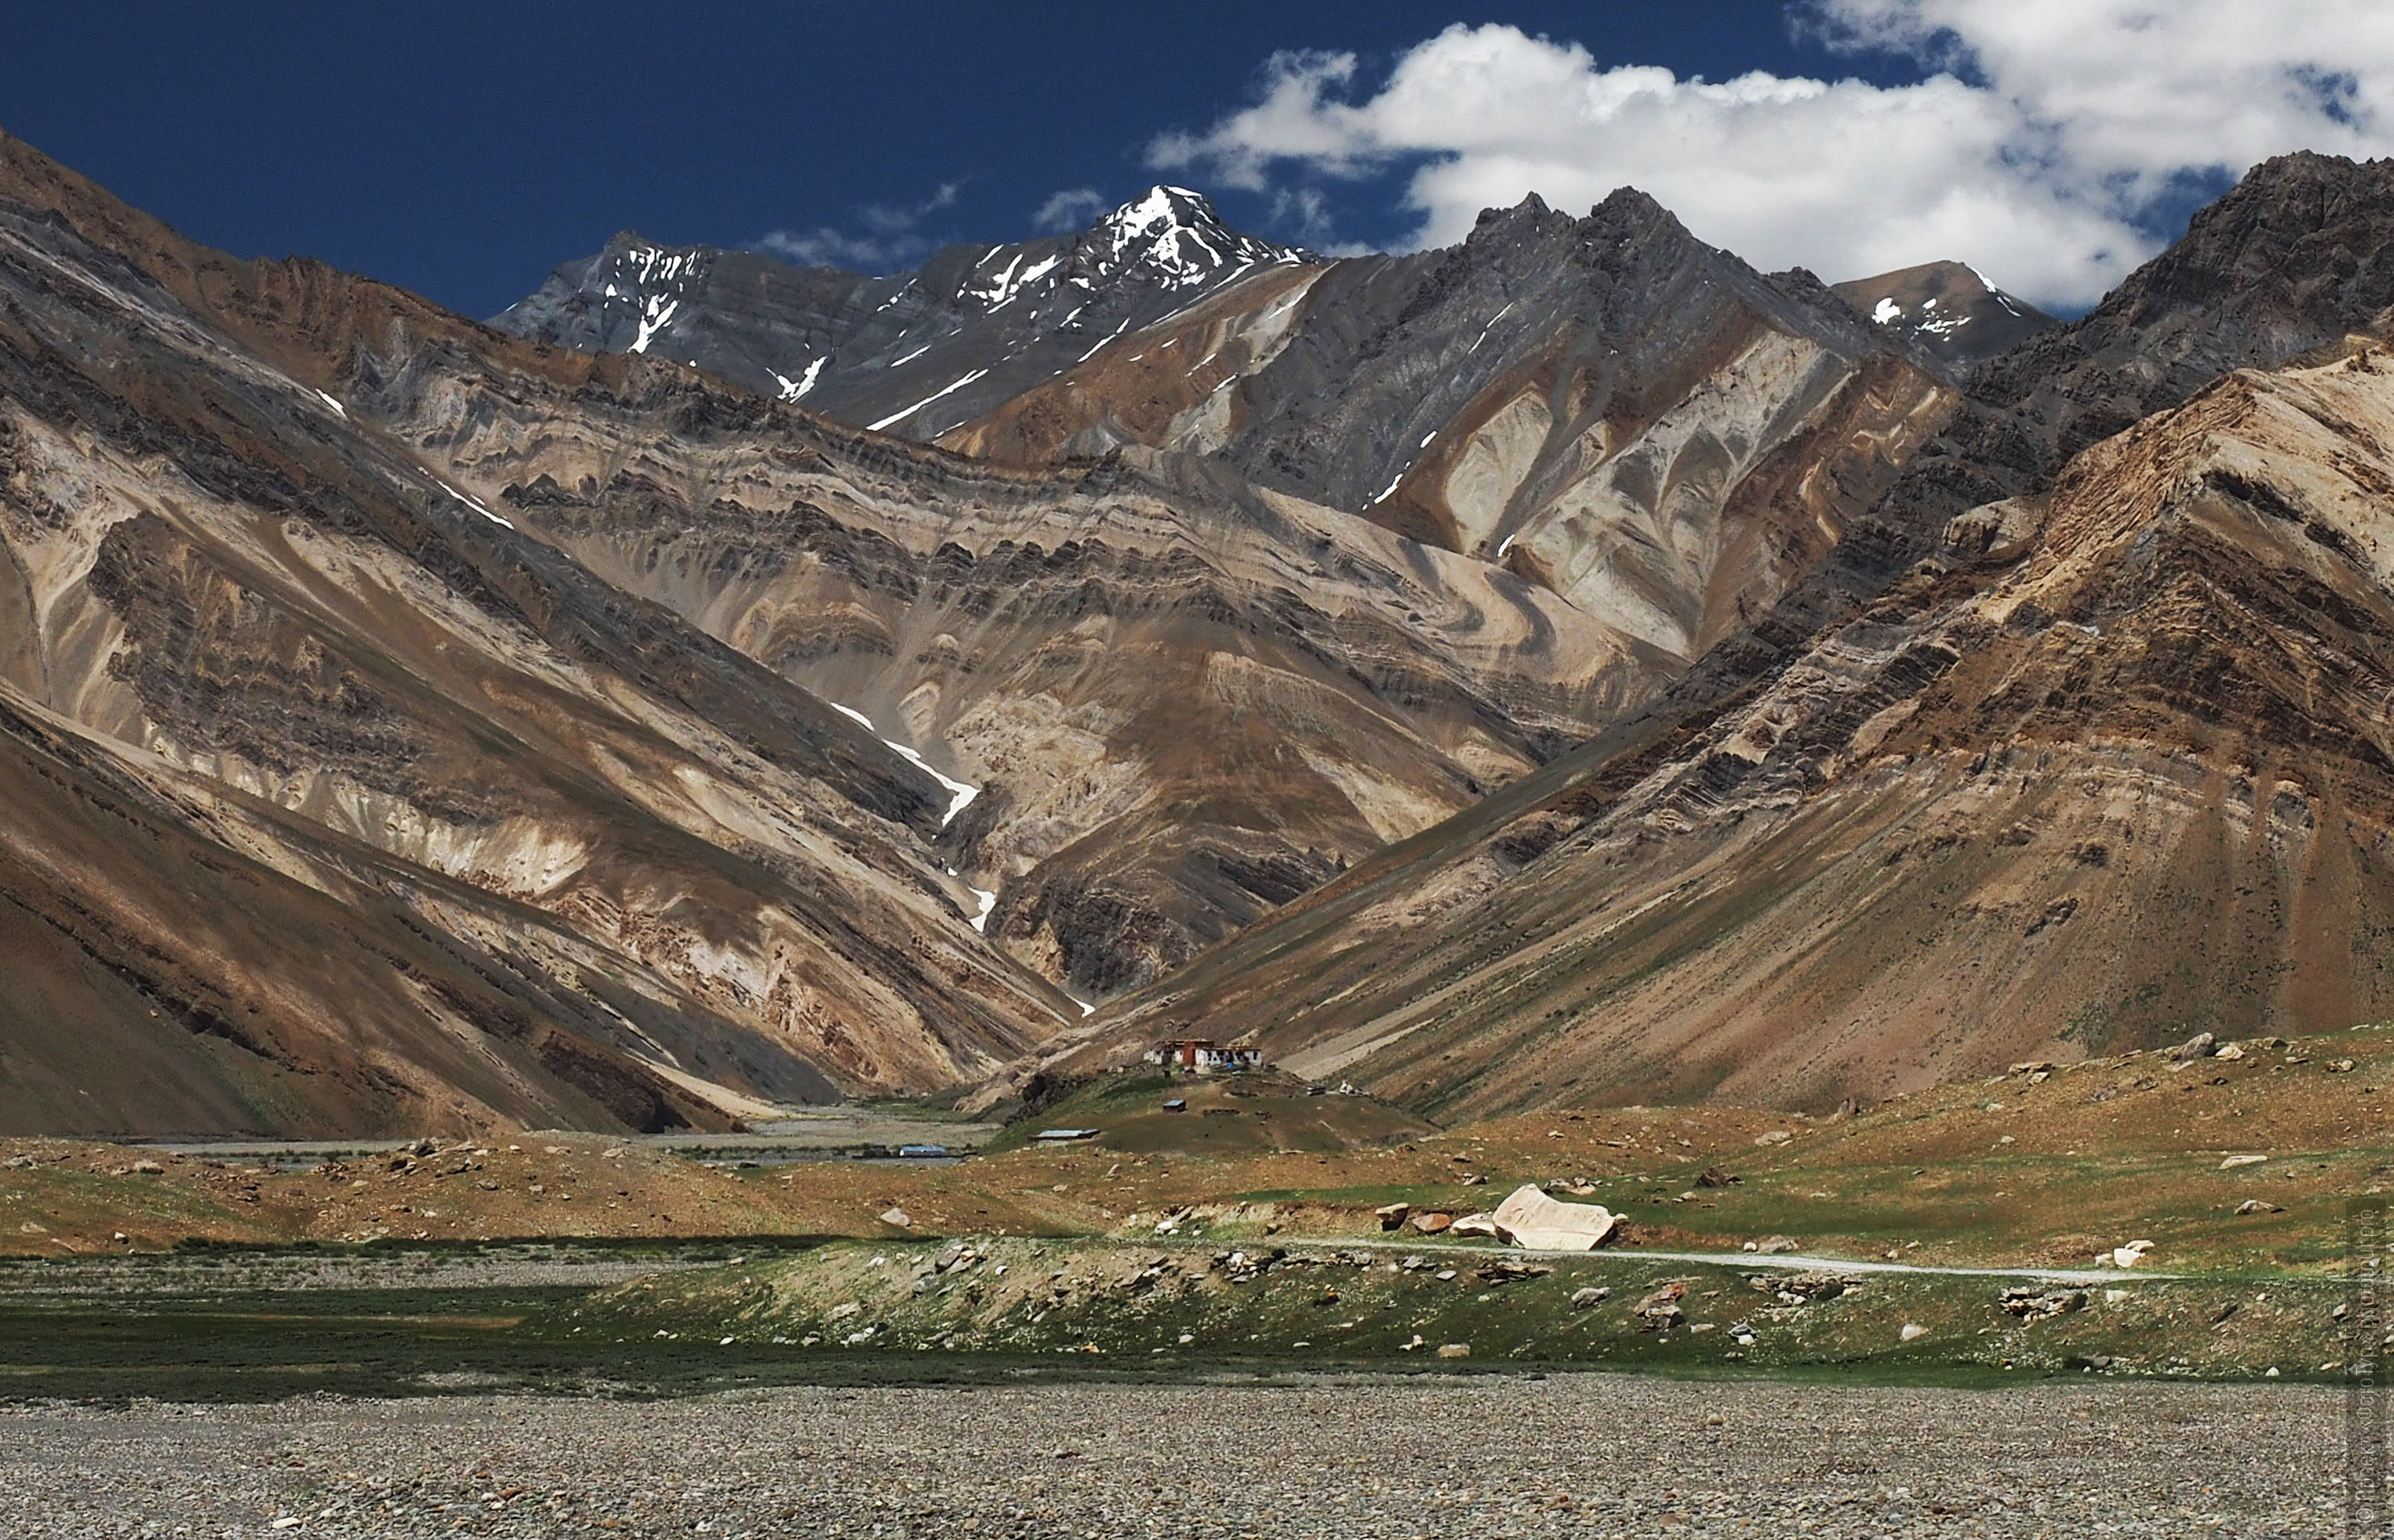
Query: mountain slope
[[0, 128, 1080, 1132], [946, 191, 1956, 670], [1050, 340, 2394, 1118]]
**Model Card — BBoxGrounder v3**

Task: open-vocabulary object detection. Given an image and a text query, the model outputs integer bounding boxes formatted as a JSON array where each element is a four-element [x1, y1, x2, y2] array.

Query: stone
[[1436, 1344, 1472, 1359], [1448, 1213, 1503, 1239], [1752, 1130, 1792, 1147], [2214, 1043, 2246, 1061], [1488, 1183, 1619, 1250], [2236, 1198, 2284, 1215], [1752, 1234, 1799, 1254], [1411, 1212, 1453, 1235], [1375, 1202, 1412, 1231], [1900, 1323, 1930, 1341], [2169, 1032, 2218, 1062], [879, 1207, 913, 1228], [2219, 1154, 2267, 1169], [128, 1159, 164, 1175], [1570, 1286, 1609, 1309]]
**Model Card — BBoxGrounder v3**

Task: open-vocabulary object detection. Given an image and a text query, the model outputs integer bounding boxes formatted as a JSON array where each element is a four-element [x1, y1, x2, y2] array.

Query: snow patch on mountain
[[826, 702, 980, 826]]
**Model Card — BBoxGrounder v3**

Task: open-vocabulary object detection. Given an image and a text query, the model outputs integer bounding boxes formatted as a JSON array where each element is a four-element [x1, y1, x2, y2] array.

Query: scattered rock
[[1411, 1212, 1453, 1235], [1750, 1235, 1799, 1255], [1899, 1323, 1930, 1341], [1374, 1202, 1412, 1231], [1448, 1214, 1502, 1239], [1752, 1130, 1792, 1147], [1474, 1259, 1553, 1285], [128, 1159, 164, 1175], [2002, 1287, 2089, 1320], [1435, 1343, 1472, 1359], [1695, 1168, 1740, 1188], [2219, 1154, 2267, 1169], [2236, 1199, 2284, 1215], [879, 1207, 913, 1229], [2169, 1033, 2218, 1062], [1570, 1286, 1610, 1309]]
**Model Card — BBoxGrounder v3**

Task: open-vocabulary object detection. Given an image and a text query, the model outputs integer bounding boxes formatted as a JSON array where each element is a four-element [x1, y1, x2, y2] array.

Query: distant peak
[[1080, 184, 1298, 289], [1100, 185, 1227, 240]]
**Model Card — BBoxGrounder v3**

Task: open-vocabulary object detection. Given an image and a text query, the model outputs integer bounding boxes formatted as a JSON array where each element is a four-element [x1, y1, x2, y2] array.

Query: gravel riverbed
[[0, 1374, 2350, 1537]]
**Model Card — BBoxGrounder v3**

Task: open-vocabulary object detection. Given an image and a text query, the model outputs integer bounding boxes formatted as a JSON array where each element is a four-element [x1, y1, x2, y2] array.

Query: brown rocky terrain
[[1031, 156, 2394, 1121], [0, 128, 1691, 1135], [1831, 259, 2057, 367], [0, 130, 1085, 1133]]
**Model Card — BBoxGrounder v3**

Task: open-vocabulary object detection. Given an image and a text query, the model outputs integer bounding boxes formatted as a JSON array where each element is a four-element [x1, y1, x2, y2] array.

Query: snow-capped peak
[[1080, 185, 1296, 290], [580, 235, 715, 356]]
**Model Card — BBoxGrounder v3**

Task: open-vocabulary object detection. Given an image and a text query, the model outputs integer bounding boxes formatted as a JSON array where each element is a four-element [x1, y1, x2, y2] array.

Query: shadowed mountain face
[[1017, 153, 2394, 1121], [493, 187, 1308, 442]]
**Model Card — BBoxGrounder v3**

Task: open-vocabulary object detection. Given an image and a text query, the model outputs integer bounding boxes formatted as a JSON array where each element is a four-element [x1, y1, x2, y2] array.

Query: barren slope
[[1022, 216, 2394, 1119], [0, 131, 1079, 1132]]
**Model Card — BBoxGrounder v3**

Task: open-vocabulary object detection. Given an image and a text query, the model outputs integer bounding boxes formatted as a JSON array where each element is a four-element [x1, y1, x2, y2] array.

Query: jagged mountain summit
[[492, 186, 1308, 441], [1831, 259, 2057, 366], [1011, 152, 2394, 1122]]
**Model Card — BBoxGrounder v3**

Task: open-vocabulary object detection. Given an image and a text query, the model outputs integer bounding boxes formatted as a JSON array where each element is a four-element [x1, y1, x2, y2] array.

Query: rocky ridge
[[493, 186, 1308, 442]]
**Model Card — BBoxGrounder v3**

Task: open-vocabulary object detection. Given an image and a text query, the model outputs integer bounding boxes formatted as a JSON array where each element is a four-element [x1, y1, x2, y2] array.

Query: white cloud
[[1152, 6, 2394, 310], [1031, 188, 1112, 232], [757, 183, 963, 272]]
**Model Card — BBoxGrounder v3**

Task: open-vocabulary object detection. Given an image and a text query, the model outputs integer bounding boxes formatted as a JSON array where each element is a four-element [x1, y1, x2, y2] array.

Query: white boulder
[[1490, 1183, 1620, 1250]]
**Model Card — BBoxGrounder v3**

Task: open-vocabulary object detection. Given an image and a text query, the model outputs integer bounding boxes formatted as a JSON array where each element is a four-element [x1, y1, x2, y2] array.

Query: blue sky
[[0, 2, 1906, 315], [6, 3, 2386, 315]]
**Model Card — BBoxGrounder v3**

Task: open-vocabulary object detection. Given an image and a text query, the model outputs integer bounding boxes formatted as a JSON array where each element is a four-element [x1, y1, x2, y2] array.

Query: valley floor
[[0, 1375, 2343, 1537]]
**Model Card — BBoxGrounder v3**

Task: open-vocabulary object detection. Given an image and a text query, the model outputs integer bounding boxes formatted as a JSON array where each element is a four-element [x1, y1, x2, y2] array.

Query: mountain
[[492, 187, 1308, 441], [506, 189, 1960, 680], [1013, 152, 2394, 1119], [1830, 259, 2056, 366], [0, 131, 1682, 1136], [0, 129, 1080, 1133], [946, 190, 1957, 671]]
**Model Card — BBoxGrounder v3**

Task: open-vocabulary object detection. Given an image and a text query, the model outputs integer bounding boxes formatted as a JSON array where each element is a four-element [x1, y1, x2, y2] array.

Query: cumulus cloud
[[1031, 188, 1112, 232], [1152, 4, 2394, 309], [758, 182, 962, 271]]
